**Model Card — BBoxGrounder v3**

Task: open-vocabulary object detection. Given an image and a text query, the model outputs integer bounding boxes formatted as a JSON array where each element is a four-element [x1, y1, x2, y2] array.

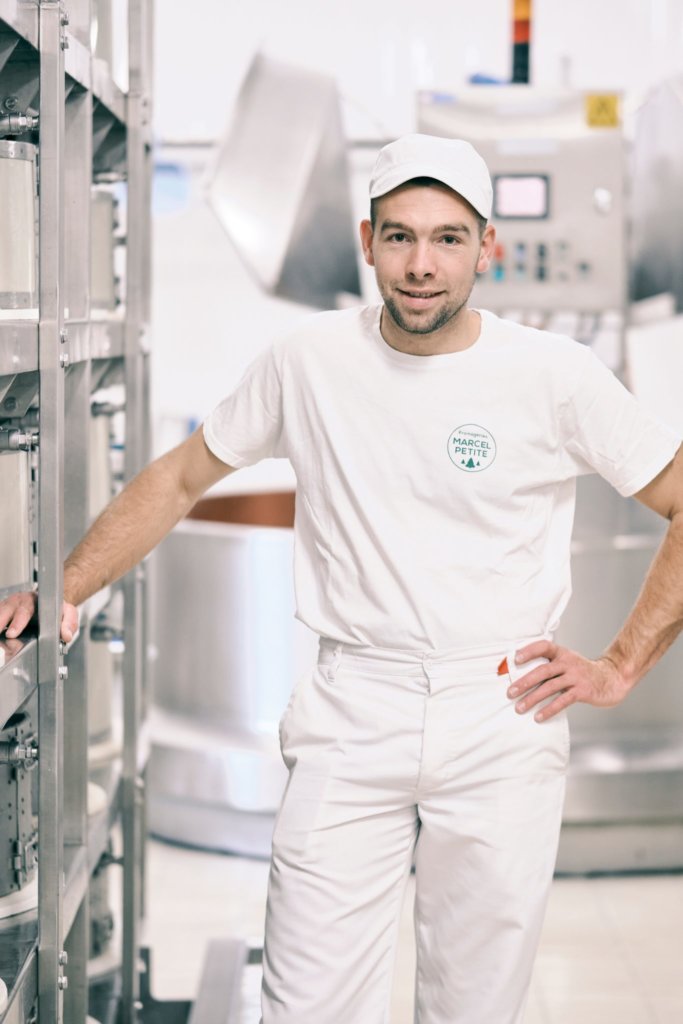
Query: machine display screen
[[493, 174, 550, 219]]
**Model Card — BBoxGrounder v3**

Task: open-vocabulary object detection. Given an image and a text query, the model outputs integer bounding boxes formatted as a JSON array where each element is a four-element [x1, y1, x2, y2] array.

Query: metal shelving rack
[[0, 1, 152, 1021]]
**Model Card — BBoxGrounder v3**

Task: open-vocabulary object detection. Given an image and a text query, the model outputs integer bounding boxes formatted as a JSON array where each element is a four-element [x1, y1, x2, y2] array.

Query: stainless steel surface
[[0, 141, 37, 311], [63, 359, 91, 858], [62, 899, 88, 1022], [0, 371, 39, 420], [65, 77, 93, 323], [149, 510, 318, 856], [208, 53, 360, 309], [148, 705, 286, 858], [557, 823, 683, 875], [0, 114, 38, 133], [63, 845, 88, 943], [93, 0, 114, 68], [91, 190, 117, 311], [0, 637, 37, 730], [0, 0, 39, 47], [36, 2, 66, 1018], [0, 453, 31, 590], [148, 793, 278, 860], [0, 324, 39, 378], [0, 431, 37, 452], [120, 2, 153, 1017], [64, 32, 92, 94], [88, 408, 113, 524], [554, 473, 683, 871], [88, 856, 114, 960], [630, 76, 683, 312], [0, 114, 38, 134], [90, 318, 124, 361], [87, 638, 115, 746], [152, 520, 316, 733]]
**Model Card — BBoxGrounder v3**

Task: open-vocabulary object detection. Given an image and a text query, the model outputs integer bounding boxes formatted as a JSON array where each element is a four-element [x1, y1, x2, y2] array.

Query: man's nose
[[405, 241, 436, 278]]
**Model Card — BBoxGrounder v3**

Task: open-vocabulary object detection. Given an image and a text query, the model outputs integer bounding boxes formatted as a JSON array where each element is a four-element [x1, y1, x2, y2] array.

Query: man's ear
[[477, 223, 496, 274], [359, 219, 375, 267]]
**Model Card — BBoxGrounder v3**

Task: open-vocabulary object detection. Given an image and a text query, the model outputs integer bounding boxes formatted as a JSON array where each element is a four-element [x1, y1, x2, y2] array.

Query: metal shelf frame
[[0, 1, 153, 1022]]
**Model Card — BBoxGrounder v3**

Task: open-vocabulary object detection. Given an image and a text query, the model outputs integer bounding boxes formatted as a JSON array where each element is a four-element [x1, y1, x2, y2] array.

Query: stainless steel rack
[[0, 1, 152, 1021]]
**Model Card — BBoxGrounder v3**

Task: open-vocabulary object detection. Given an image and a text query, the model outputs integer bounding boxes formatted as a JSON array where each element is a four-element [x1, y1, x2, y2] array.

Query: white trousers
[[261, 637, 570, 1024]]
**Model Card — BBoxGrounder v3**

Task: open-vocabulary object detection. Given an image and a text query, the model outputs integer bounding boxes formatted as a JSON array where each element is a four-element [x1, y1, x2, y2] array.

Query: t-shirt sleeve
[[202, 345, 286, 468], [561, 347, 681, 497]]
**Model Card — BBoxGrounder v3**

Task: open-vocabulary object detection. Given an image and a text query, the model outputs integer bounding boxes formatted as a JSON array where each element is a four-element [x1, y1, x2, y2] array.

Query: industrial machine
[[418, 87, 683, 872], [148, 494, 317, 858], [207, 53, 361, 311], [420, 88, 625, 306], [420, 87, 626, 367]]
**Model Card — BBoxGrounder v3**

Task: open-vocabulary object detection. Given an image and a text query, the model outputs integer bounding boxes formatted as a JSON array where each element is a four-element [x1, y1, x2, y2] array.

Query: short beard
[[382, 293, 468, 336]]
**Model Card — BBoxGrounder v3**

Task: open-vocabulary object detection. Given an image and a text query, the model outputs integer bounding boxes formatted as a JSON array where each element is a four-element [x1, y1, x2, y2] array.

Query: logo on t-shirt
[[447, 424, 497, 472]]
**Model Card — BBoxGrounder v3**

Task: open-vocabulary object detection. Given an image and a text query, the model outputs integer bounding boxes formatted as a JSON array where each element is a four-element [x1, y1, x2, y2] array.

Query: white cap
[[369, 134, 493, 220]]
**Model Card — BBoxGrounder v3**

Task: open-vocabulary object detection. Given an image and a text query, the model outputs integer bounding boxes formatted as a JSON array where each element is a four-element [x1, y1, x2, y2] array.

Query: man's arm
[[508, 443, 683, 721], [0, 427, 234, 642]]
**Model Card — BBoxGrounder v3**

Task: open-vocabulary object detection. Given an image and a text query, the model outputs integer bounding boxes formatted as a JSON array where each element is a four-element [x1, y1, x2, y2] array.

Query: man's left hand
[[508, 640, 633, 722]]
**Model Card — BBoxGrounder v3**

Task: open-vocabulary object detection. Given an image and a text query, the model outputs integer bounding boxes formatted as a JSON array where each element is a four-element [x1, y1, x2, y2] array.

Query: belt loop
[[421, 652, 433, 694], [327, 642, 343, 684]]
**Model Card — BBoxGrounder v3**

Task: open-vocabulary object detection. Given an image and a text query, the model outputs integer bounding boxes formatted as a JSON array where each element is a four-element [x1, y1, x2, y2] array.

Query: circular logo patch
[[447, 423, 497, 472]]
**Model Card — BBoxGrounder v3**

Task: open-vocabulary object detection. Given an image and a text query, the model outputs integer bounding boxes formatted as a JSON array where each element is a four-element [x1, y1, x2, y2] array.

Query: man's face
[[359, 183, 495, 337]]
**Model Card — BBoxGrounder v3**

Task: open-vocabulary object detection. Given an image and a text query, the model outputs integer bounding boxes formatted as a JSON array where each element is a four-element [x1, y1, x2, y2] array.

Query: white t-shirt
[[203, 305, 680, 652]]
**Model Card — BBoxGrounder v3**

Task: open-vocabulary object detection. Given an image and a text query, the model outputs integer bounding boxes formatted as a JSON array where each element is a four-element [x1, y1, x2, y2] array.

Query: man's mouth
[[398, 289, 443, 299]]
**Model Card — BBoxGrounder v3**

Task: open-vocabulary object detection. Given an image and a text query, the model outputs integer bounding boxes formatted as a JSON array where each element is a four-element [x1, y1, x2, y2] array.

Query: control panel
[[418, 88, 626, 317]]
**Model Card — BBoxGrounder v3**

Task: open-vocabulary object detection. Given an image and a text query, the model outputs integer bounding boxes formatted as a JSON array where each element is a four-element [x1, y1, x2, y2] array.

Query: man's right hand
[[0, 592, 78, 644], [0, 430, 233, 651]]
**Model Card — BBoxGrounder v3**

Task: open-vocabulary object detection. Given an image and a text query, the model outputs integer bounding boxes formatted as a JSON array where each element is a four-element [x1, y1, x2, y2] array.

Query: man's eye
[[388, 233, 407, 243], [441, 235, 459, 245]]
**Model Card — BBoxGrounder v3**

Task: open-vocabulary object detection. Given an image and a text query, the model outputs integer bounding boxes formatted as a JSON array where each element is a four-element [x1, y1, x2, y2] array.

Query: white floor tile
[[651, 995, 683, 1024], [544, 994, 656, 1024]]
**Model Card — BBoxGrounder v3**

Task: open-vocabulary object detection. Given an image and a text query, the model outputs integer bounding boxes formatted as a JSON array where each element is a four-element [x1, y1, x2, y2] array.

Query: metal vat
[[147, 492, 317, 857]]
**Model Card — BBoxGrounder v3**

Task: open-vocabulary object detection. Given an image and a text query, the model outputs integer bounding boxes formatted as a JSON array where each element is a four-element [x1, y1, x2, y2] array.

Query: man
[[2, 134, 683, 1023]]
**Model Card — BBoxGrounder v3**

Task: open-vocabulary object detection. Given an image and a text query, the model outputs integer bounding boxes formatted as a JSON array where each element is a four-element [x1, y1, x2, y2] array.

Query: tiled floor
[[141, 838, 683, 1023]]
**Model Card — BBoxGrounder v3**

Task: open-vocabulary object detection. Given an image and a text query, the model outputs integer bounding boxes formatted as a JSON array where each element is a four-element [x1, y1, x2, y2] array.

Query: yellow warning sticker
[[585, 93, 620, 128]]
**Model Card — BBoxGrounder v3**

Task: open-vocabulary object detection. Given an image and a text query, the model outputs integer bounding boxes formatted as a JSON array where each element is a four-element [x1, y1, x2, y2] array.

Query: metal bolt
[[58, 665, 68, 681], [59, 351, 70, 369], [3, 96, 18, 111], [61, 34, 69, 50], [58, 950, 68, 966], [57, 974, 68, 991], [60, 328, 68, 344], [61, 11, 70, 27]]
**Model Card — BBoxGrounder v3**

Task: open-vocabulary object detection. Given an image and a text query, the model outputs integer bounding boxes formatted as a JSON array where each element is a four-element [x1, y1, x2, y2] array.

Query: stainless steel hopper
[[207, 53, 361, 309]]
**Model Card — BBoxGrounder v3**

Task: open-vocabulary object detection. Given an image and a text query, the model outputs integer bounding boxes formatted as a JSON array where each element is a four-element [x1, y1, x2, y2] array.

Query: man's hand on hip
[[506, 639, 632, 722]]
